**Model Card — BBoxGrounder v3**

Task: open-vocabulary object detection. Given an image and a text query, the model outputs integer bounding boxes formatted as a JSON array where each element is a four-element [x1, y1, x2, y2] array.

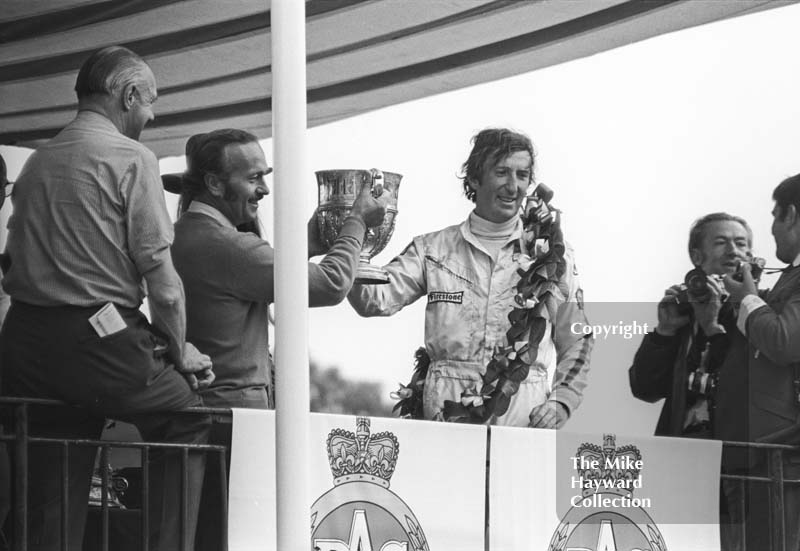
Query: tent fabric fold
[[0, 0, 793, 157]]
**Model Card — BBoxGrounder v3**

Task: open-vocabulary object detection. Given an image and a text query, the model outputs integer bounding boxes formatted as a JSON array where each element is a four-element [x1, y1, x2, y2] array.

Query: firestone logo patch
[[311, 417, 429, 551], [427, 291, 463, 304], [548, 434, 667, 551]]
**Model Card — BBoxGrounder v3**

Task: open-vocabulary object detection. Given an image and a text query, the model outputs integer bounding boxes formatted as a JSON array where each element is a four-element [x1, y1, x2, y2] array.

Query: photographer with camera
[[629, 212, 756, 438], [629, 212, 759, 550], [722, 173, 800, 551]]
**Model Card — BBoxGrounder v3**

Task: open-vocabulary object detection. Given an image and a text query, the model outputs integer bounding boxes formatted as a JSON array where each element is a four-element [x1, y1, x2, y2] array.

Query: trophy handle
[[369, 168, 384, 198]]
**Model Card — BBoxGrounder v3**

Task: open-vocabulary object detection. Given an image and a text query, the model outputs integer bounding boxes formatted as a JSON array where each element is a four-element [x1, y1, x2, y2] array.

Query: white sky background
[[3, 3, 800, 435]]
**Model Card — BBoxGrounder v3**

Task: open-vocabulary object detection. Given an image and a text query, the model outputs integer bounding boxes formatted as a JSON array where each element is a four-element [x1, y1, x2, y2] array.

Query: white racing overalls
[[348, 216, 593, 426]]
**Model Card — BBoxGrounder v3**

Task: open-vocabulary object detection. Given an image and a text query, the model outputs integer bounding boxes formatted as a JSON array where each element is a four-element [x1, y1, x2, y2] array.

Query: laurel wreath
[[648, 524, 668, 551], [548, 521, 570, 551], [405, 514, 430, 551], [391, 191, 565, 423]]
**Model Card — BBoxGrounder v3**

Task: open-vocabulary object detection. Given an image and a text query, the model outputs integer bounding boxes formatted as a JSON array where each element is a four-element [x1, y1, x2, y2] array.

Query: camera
[[732, 257, 766, 282], [674, 257, 765, 314], [676, 267, 716, 305], [674, 268, 725, 312], [687, 370, 716, 397]]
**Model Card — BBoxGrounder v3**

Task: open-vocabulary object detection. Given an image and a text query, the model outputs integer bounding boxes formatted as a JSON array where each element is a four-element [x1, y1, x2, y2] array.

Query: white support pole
[[271, 1, 309, 550]]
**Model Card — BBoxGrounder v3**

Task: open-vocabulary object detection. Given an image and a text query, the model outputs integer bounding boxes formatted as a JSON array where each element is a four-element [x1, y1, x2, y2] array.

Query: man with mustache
[[348, 127, 593, 428], [629, 212, 755, 438], [629, 212, 757, 550]]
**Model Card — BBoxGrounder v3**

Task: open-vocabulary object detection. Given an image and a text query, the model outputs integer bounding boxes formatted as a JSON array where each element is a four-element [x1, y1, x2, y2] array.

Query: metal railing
[[2, 396, 799, 551], [720, 440, 800, 551], [0, 397, 231, 551]]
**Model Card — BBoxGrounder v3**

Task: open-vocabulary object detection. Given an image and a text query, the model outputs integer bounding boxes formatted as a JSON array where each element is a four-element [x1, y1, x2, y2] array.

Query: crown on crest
[[574, 434, 642, 497], [326, 417, 399, 488]]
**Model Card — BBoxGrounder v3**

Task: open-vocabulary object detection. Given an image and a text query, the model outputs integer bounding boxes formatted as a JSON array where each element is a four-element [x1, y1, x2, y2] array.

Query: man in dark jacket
[[724, 173, 800, 551], [629, 212, 754, 438], [629, 212, 755, 551]]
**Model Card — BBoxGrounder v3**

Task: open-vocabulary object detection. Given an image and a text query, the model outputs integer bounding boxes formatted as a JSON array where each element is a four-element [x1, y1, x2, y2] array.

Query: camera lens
[[684, 267, 710, 302], [687, 371, 716, 396]]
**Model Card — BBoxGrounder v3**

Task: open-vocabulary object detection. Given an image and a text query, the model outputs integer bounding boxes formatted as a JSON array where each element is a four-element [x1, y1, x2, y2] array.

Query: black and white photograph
[[2, 1, 800, 550]]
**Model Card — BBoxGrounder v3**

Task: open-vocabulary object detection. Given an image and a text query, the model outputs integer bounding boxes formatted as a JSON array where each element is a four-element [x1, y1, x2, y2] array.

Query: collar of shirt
[[792, 251, 800, 268], [468, 210, 519, 239], [186, 201, 236, 230], [73, 109, 121, 135], [461, 212, 522, 249]]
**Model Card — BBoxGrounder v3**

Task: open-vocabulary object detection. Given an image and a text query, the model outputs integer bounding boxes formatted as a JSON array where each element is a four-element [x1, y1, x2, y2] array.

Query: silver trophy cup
[[315, 169, 402, 284]]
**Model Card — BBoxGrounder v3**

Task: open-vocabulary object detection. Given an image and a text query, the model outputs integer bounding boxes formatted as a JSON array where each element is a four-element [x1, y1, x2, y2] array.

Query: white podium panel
[[310, 414, 487, 551], [489, 428, 722, 551]]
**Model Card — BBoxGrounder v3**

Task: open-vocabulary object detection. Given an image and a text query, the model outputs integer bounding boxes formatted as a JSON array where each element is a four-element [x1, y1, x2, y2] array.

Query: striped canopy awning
[[0, 0, 795, 158]]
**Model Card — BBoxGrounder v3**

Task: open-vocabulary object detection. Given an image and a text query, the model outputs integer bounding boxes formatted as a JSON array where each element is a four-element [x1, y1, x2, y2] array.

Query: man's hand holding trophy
[[314, 169, 402, 284]]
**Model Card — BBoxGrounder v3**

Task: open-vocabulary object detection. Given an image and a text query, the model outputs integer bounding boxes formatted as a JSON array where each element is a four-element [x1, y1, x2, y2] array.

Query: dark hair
[[687, 212, 752, 258], [74, 46, 151, 99], [459, 128, 535, 202], [772, 173, 800, 220], [177, 128, 260, 214]]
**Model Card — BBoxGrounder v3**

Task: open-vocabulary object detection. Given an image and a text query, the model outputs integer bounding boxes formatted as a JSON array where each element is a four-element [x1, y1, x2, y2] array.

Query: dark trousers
[[722, 461, 800, 551], [0, 301, 211, 551], [196, 422, 232, 551], [0, 440, 9, 551]]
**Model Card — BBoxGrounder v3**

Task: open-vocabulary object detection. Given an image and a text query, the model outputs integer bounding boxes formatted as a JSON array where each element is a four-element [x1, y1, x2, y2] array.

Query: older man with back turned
[[0, 46, 212, 551]]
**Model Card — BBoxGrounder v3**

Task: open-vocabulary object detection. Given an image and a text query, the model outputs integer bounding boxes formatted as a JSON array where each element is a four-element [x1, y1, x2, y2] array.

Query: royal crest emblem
[[311, 417, 430, 551], [548, 434, 667, 551]]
